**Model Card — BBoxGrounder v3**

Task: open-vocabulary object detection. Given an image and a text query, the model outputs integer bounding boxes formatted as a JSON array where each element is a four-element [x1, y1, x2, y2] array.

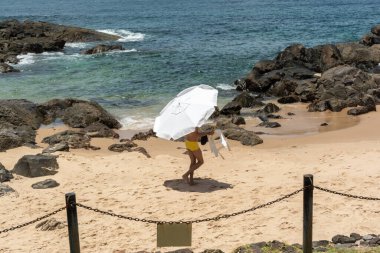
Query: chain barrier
[[76, 187, 304, 224], [314, 185, 380, 201], [2, 184, 377, 235], [0, 206, 66, 234]]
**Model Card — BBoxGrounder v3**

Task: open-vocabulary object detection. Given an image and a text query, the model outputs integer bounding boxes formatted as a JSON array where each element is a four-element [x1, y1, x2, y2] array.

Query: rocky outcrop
[[42, 130, 99, 150], [233, 24, 380, 116], [0, 62, 20, 73], [12, 154, 59, 177], [31, 179, 60, 189], [0, 98, 121, 152], [0, 20, 121, 67], [0, 183, 15, 197], [82, 44, 124, 54], [0, 99, 44, 151], [38, 98, 122, 129], [0, 162, 13, 182]]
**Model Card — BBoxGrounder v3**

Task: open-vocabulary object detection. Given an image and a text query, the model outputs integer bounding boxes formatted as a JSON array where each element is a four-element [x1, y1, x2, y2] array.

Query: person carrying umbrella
[[182, 126, 214, 185], [153, 84, 218, 185]]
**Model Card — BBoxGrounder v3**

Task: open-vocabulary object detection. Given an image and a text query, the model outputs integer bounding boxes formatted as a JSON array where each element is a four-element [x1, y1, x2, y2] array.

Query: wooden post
[[303, 174, 313, 253], [66, 192, 80, 253]]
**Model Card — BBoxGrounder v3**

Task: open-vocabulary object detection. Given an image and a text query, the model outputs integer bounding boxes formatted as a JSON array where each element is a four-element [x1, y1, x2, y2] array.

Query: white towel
[[209, 129, 230, 157]]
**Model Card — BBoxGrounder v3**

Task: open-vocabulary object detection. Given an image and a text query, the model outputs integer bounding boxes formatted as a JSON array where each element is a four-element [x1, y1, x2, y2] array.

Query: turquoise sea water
[[0, 0, 379, 129]]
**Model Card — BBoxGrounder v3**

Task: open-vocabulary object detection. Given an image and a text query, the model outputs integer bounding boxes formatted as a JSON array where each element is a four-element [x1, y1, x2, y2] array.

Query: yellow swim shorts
[[185, 140, 199, 151]]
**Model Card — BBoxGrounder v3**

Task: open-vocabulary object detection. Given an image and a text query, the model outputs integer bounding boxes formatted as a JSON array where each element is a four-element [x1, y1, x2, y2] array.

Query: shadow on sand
[[163, 178, 233, 193]]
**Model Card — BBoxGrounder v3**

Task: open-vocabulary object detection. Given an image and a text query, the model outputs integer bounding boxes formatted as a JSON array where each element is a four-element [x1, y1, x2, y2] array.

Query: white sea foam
[[216, 83, 236, 90], [98, 29, 145, 42], [119, 116, 154, 130], [65, 42, 90, 49], [16, 53, 36, 65]]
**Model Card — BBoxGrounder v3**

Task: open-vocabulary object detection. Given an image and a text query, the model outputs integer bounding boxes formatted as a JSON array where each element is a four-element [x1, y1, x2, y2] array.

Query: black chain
[[0, 206, 66, 234], [77, 188, 304, 224], [315, 185, 380, 201]]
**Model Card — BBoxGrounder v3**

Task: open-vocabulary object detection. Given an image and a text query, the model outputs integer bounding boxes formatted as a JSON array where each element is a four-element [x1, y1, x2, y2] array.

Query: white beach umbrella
[[153, 84, 218, 140]]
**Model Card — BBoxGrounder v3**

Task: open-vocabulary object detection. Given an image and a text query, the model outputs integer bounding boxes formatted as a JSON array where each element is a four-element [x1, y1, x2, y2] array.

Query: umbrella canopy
[[153, 84, 218, 140]]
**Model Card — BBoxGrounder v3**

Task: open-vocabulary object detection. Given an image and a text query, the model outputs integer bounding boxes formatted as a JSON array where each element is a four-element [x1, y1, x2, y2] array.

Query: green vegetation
[[231, 243, 380, 253]]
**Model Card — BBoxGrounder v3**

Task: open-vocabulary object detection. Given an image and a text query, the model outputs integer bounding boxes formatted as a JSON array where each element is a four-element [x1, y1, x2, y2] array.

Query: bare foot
[[182, 174, 189, 184]]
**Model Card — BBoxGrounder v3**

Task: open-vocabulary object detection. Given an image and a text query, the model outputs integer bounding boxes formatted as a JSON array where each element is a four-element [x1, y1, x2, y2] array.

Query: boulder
[[42, 142, 70, 153], [131, 129, 156, 141], [232, 92, 264, 108], [82, 44, 124, 54], [38, 98, 121, 129], [0, 183, 15, 197], [222, 128, 263, 146], [220, 101, 242, 115], [31, 179, 60, 189], [12, 154, 59, 177], [82, 122, 119, 138], [108, 141, 138, 152], [42, 130, 91, 148], [0, 63, 20, 73], [0, 162, 13, 182]]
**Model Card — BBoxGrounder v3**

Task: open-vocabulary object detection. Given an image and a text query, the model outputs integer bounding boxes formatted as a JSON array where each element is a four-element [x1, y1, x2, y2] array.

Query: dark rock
[[35, 218, 65, 231], [287, 112, 295, 116], [233, 244, 262, 253], [131, 129, 156, 141], [232, 92, 264, 108], [320, 122, 328, 126], [234, 78, 248, 91], [372, 24, 380, 36], [62, 100, 121, 128], [42, 142, 70, 153], [12, 154, 59, 177], [347, 106, 373, 116], [261, 103, 280, 114], [42, 130, 92, 149], [257, 121, 281, 128], [277, 95, 300, 104], [267, 114, 282, 119], [0, 125, 37, 151], [369, 237, 380, 245], [201, 250, 224, 253], [0, 163, 13, 182], [220, 101, 242, 115], [363, 234, 375, 241], [332, 234, 357, 244], [0, 62, 20, 73], [215, 117, 239, 130], [108, 141, 138, 152], [231, 116, 246, 125], [313, 240, 330, 247], [350, 233, 362, 241], [82, 122, 119, 138], [131, 147, 151, 158], [38, 98, 121, 129], [31, 179, 60, 189], [223, 128, 263, 146], [0, 99, 44, 129], [82, 44, 124, 54], [268, 240, 285, 250], [335, 243, 357, 248], [0, 183, 15, 197], [251, 242, 267, 248]]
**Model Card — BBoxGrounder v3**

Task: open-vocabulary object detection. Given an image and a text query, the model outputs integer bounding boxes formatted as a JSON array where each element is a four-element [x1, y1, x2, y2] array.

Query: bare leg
[[183, 150, 196, 184], [189, 149, 204, 185]]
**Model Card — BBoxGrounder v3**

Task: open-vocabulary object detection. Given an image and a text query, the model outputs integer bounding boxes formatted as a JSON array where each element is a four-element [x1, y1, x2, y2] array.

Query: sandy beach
[[1, 104, 380, 253]]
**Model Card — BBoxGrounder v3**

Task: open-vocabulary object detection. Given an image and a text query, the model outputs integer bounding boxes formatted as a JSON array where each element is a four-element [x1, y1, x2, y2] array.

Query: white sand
[[1, 104, 380, 253]]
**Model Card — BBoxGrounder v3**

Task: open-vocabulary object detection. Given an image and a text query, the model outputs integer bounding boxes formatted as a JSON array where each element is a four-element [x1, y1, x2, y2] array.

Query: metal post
[[66, 192, 80, 253], [303, 174, 313, 253]]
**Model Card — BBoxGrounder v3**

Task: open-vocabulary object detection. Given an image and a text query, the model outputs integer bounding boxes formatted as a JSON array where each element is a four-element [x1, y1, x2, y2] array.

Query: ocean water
[[0, 0, 379, 129]]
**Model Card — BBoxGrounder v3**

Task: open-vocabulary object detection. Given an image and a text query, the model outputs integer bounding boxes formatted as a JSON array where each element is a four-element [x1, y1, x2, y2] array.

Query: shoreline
[[1, 106, 380, 252]]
